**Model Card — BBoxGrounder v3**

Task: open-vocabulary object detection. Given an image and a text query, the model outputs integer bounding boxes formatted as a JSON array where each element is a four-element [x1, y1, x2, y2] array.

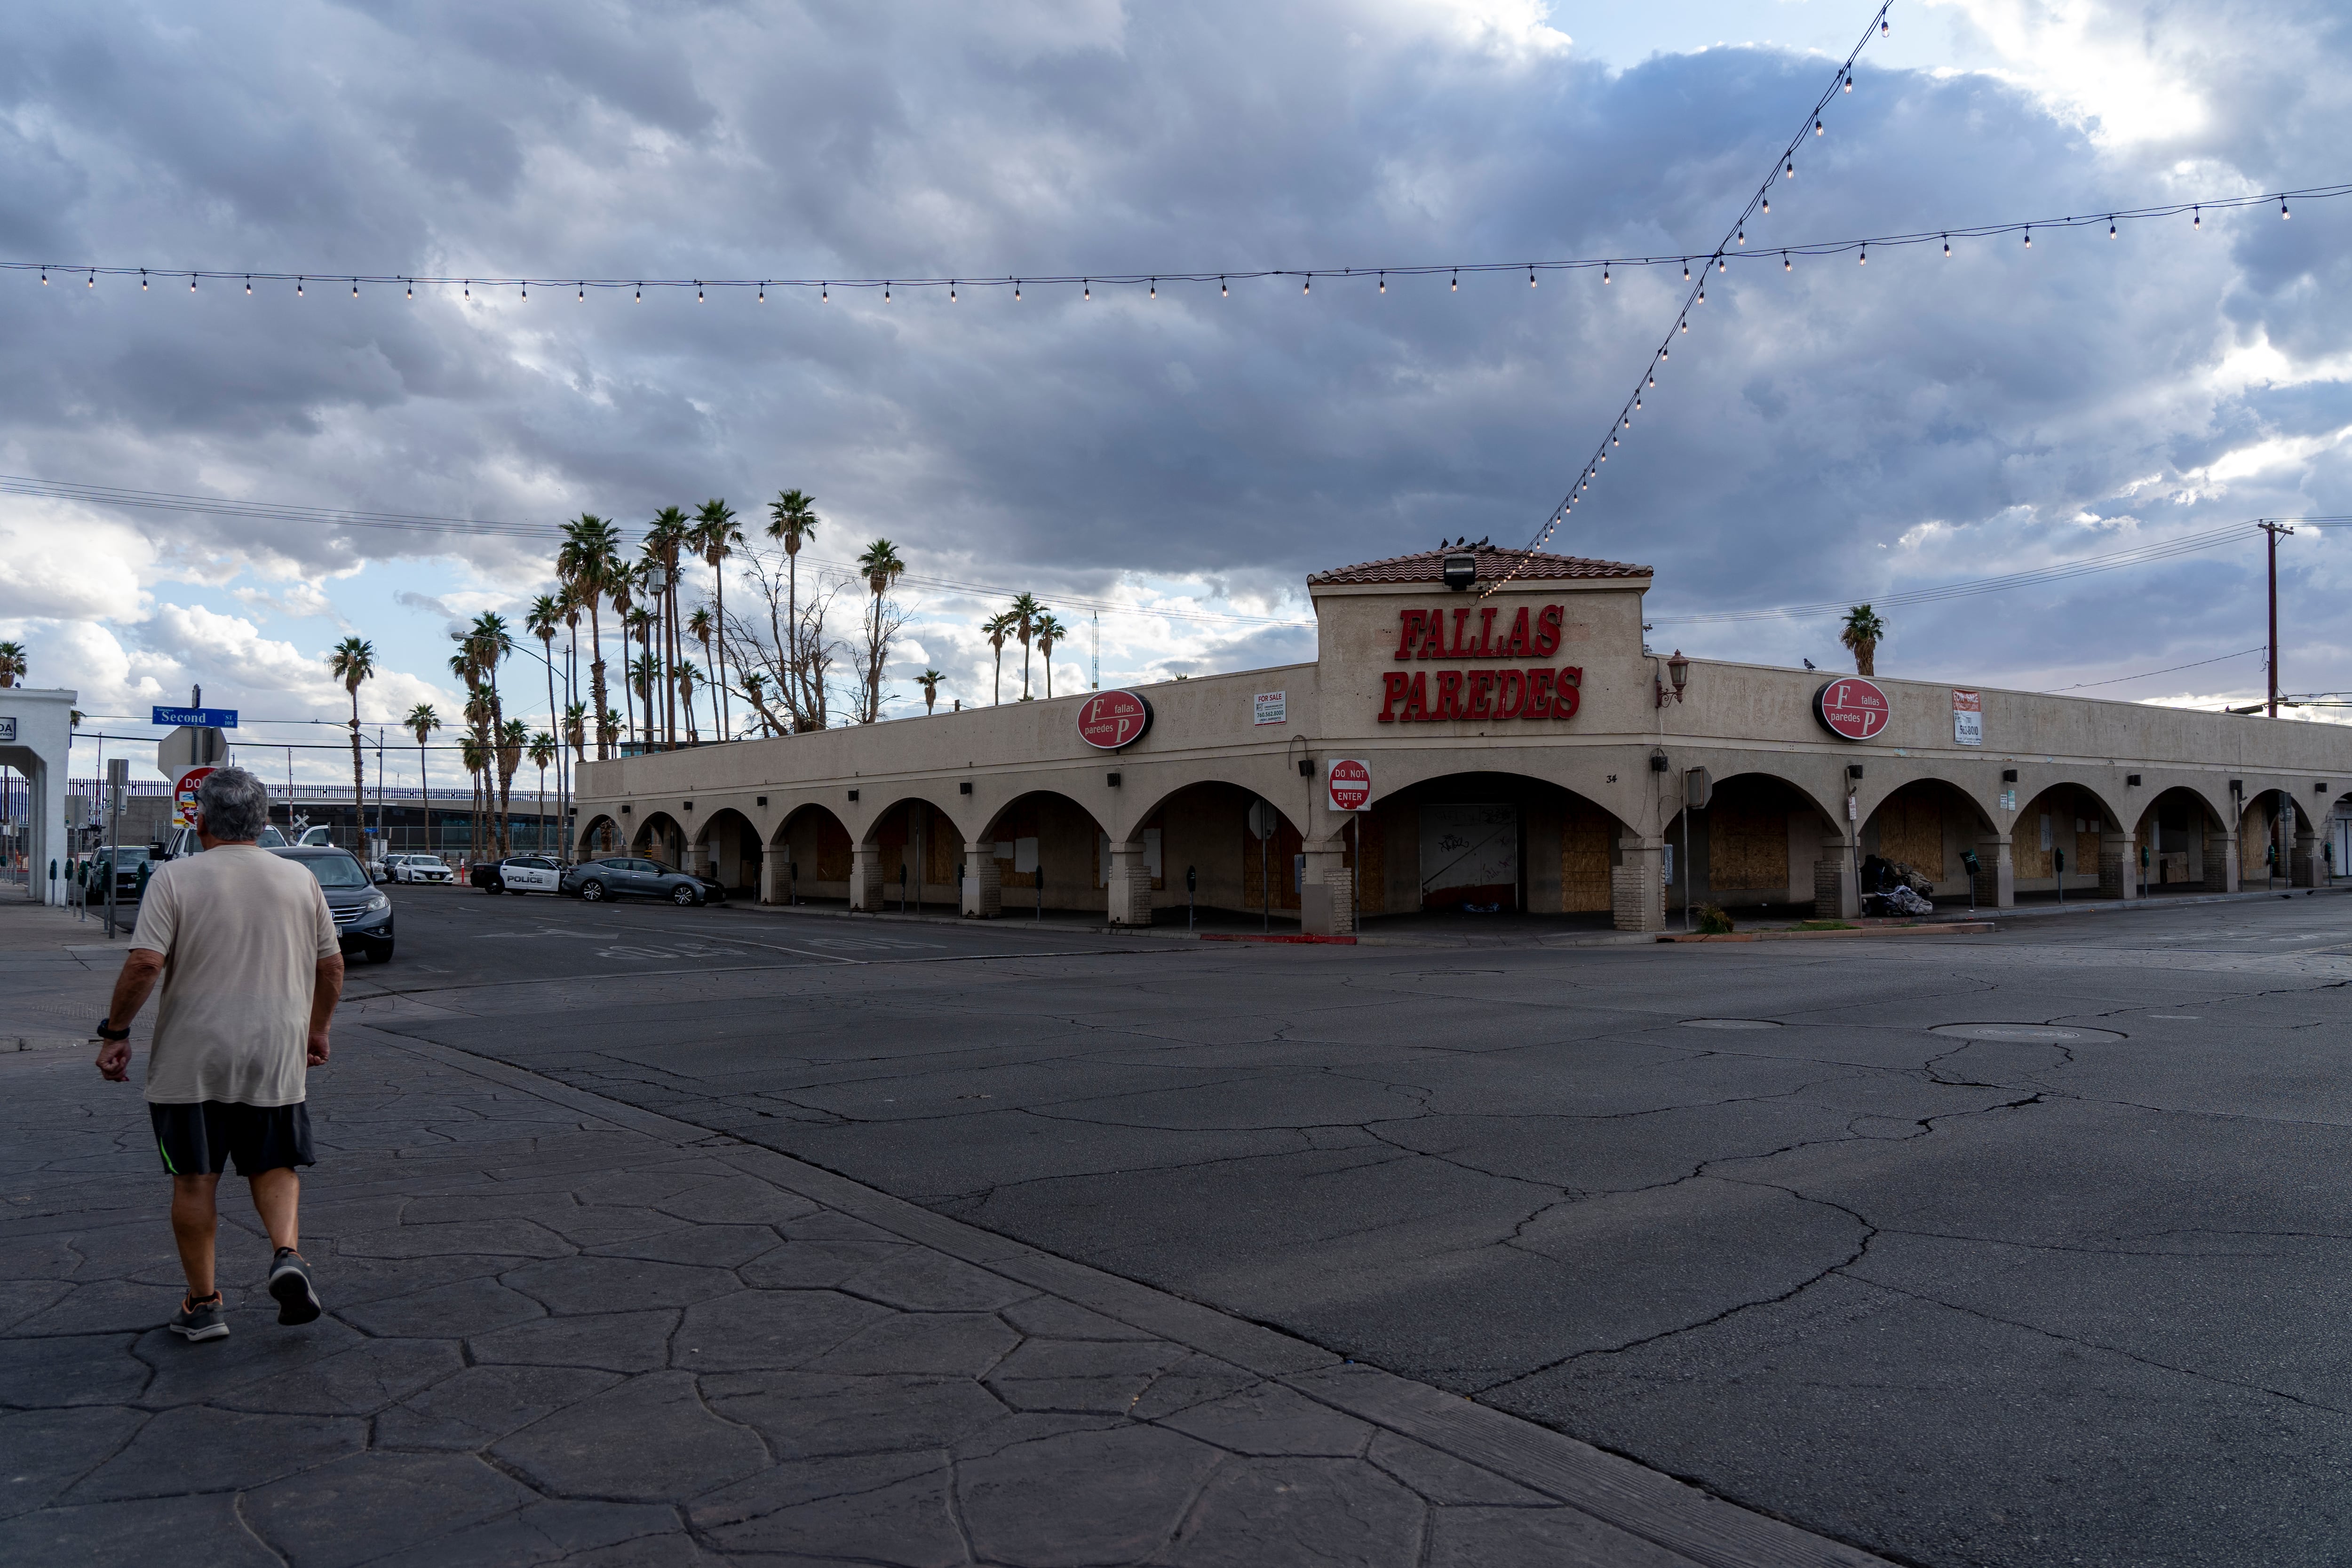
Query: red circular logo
[[1327, 758, 1372, 812], [1076, 690, 1153, 750], [1814, 678, 1890, 740]]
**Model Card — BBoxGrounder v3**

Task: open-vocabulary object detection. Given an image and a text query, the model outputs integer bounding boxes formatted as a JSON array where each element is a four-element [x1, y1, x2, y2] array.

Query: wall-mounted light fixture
[[847, 789, 859, 803]]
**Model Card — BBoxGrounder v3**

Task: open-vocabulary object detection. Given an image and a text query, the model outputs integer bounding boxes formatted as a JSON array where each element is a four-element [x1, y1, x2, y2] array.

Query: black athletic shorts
[[150, 1101, 314, 1177]]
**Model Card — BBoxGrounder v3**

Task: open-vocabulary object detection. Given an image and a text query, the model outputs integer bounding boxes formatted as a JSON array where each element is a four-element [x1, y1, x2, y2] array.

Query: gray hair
[[196, 766, 272, 842]]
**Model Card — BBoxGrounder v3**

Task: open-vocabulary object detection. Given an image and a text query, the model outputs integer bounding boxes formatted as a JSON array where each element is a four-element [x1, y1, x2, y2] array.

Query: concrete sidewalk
[[0, 987, 1889, 1564]]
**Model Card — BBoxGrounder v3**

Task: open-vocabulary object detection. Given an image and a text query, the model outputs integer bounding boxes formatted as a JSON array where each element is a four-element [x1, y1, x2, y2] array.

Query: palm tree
[[1840, 605, 1886, 677], [916, 669, 943, 715], [857, 538, 907, 722], [644, 507, 693, 746], [557, 515, 622, 758], [740, 671, 782, 736], [457, 732, 488, 856], [525, 594, 562, 825], [528, 732, 557, 851], [984, 612, 1014, 705], [766, 490, 819, 727], [623, 605, 655, 747], [628, 650, 659, 726], [677, 661, 703, 744], [0, 641, 26, 686], [608, 560, 638, 748], [687, 606, 718, 735], [1034, 613, 1068, 700], [495, 717, 526, 856], [327, 637, 375, 850], [693, 500, 742, 738], [405, 703, 440, 854], [1009, 593, 1044, 700]]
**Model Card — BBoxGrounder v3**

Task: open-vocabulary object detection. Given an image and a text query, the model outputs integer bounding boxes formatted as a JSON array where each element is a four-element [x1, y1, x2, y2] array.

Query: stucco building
[[573, 545, 2350, 933]]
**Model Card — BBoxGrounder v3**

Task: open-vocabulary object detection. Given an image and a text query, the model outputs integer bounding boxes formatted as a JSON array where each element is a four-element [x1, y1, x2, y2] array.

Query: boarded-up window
[[1709, 797, 1790, 891], [1873, 789, 1947, 880], [1561, 799, 1613, 913], [1240, 812, 1304, 911], [808, 815, 852, 880]]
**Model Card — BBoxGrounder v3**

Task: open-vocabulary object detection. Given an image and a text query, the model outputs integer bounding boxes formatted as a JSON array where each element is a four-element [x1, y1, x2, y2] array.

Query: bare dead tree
[[721, 553, 849, 732], [849, 594, 910, 723]]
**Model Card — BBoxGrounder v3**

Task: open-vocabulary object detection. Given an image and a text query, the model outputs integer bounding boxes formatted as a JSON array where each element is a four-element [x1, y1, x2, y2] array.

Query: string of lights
[[8, 183, 2337, 304], [1483, 0, 1901, 596], [0, 474, 1313, 630]]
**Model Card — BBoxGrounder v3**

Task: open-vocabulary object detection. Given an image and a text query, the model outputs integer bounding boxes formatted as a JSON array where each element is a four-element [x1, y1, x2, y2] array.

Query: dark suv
[[270, 846, 396, 963], [560, 856, 727, 906]]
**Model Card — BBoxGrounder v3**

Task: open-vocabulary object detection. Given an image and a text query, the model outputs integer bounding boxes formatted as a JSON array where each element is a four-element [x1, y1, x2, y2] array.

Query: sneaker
[[170, 1292, 229, 1342], [267, 1247, 322, 1326]]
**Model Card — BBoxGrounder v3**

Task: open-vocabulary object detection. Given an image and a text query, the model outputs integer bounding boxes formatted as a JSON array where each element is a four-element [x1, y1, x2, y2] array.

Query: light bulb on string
[[245, 277, 251, 294], [882, 283, 889, 302], [696, 283, 703, 302], [1716, 255, 1724, 272], [2282, 198, 2291, 219], [351, 279, 358, 297], [1683, 262, 1690, 280], [140, 270, 147, 290], [1815, 119, 1824, 136], [636, 283, 643, 301], [1528, 266, 1536, 287], [87, 271, 94, 288], [189, 275, 196, 292], [757, 284, 764, 302], [1014, 279, 1022, 301], [1083, 279, 1090, 299], [1880, 12, 1888, 32], [1858, 247, 1866, 265], [520, 282, 527, 300], [820, 283, 827, 302], [2108, 218, 2116, 239], [1602, 266, 1610, 284], [2193, 206, 2201, 230], [405, 279, 412, 299], [1378, 272, 1385, 294], [1942, 235, 1949, 256], [1762, 196, 1770, 213], [2023, 228, 2031, 247], [1303, 275, 1311, 295], [1844, 72, 1853, 93], [1678, 316, 1687, 333], [1219, 277, 1226, 297], [1736, 229, 1744, 246], [1451, 270, 1457, 292], [1785, 159, 1794, 178], [1784, 253, 1791, 271], [1697, 285, 1705, 302]]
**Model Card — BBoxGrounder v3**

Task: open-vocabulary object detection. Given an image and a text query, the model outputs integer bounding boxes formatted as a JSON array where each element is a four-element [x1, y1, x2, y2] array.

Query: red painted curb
[[1200, 933, 1359, 945]]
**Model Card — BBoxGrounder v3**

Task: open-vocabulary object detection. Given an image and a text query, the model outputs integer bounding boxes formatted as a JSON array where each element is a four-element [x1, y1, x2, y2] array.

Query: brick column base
[[2204, 832, 2238, 893], [1973, 835, 2014, 908], [758, 851, 783, 905], [1300, 840, 1352, 936], [1105, 841, 1152, 926], [2098, 832, 2137, 900], [848, 845, 882, 912], [1613, 839, 1665, 932], [962, 844, 1001, 918], [1814, 836, 1857, 920]]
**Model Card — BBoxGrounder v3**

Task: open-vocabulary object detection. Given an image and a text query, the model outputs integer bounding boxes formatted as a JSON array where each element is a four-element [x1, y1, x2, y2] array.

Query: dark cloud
[[0, 0, 2345, 721]]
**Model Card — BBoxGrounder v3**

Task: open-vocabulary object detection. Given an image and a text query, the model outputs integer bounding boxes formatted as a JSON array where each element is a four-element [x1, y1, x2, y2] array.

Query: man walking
[[92, 766, 343, 1342]]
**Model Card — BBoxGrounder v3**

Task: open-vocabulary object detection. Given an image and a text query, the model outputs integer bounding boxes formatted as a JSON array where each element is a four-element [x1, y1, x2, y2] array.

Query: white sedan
[[493, 855, 565, 894], [386, 854, 454, 884]]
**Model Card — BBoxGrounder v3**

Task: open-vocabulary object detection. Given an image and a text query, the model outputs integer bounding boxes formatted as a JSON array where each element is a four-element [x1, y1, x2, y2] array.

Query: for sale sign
[[1813, 677, 1890, 741], [1952, 689, 1982, 747], [1326, 758, 1372, 813]]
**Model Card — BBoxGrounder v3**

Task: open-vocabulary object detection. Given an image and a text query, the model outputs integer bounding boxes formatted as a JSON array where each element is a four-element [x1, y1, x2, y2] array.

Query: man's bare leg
[[248, 1167, 300, 1253], [169, 1173, 221, 1302]]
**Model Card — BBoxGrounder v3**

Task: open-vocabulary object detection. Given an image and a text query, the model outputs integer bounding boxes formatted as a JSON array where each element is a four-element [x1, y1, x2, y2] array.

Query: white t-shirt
[[129, 844, 340, 1106]]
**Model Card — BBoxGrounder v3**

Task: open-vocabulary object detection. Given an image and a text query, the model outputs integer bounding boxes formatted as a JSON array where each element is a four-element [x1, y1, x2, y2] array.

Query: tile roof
[[1308, 542, 1652, 586]]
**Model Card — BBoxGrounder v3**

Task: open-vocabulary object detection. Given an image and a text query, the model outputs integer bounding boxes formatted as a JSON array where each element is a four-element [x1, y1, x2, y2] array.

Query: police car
[[486, 854, 565, 894]]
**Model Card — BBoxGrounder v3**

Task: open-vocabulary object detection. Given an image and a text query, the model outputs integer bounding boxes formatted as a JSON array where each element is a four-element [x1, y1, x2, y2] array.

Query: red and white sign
[[1327, 758, 1372, 813], [1814, 678, 1890, 741], [171, 766, 215, 829], [1076, 690, 1153, 750], [1951, 689, 1983, 747]]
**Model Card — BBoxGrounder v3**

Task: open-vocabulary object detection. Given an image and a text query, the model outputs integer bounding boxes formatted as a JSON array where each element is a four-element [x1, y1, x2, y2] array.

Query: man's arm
[[308, 953, 345, 1066], [95, 949, 166, 1081]]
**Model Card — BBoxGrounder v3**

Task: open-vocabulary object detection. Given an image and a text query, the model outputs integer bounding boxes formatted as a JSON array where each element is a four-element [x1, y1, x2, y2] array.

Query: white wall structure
[[0, 687, 82, 906]]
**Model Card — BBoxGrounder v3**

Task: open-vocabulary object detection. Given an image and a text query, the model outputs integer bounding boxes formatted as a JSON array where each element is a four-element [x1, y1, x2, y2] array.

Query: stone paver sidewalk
[[0, 1002, 1886, 1566]]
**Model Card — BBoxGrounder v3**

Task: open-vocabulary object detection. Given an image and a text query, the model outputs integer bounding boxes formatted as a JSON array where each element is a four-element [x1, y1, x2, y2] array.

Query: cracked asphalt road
[[90, 887, 2352, 1563]]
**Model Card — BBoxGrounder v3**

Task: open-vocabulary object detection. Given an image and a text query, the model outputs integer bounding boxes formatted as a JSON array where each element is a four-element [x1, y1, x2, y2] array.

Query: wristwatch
[[94, 1018, 130, 1042]]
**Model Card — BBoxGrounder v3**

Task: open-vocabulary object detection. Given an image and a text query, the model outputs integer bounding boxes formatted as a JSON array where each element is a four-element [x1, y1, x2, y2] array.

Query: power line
[[7, 189, 2340, 301], [0, 473, 1314, 629], [1647, 517, 2352, 625], [2043, 646, 2264, 692]]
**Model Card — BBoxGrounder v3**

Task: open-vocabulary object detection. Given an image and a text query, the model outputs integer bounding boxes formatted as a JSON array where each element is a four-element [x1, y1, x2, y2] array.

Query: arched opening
[[2237, 786, 2333, 889], [631, 811, 686, 869], [862, 796, 968, 914], [2131, 786, 2227, 895], [576, 813, 623, 860], [2014, 783, 2127, 901], [1116, 780, 1305, 930], [977, 790, 1112, 918], [769, 803, 854, 906], [694, 807, 763, 897], [1675, 771, 1842, 918], [1854, 777, 1994, 909]]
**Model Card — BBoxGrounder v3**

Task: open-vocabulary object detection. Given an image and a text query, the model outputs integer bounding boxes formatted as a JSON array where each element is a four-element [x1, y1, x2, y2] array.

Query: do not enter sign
[[172, 766, 215, 829], [1327, 758, 1372, 812]]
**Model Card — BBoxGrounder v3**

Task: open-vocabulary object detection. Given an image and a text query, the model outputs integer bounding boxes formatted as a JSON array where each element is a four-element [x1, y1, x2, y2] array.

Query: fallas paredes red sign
[[1378, 603, 1582, 723], [1813, 677, 1890, 740]]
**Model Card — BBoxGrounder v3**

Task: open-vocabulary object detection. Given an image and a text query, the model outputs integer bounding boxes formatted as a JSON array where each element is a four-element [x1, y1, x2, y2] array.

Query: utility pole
[[2261, 520, 2295, 717]]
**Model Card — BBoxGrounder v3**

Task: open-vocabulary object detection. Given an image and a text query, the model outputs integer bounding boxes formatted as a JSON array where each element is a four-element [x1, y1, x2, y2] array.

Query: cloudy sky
[[5, 0, 2348, 788]]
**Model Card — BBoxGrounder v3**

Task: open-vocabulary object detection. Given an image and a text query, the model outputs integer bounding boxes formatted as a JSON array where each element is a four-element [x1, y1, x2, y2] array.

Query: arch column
[[1813, 832, 1858, 920], [848, 844, 883, 911], [1105, 840, 1153, 927], [683, 838, 711, 876], [1973, 833, 2014, 908], [2099, 830, 2138, 900], [759, 849, 785, 905], [962, 842, 1001, 918], [1613, 834, 1665, 932], [2203, 829, 2239, 892], [2292, 807, 2322, 887], [1300, 836, 1353, 937]]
